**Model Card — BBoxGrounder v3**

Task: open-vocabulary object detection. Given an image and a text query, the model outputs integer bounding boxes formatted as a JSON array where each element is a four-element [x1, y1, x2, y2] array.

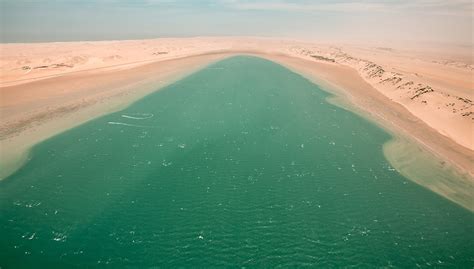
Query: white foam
[[28, 232, 36, 240], [107, 122, 155, 128], [162, 160, 173, 167], [52, 231, 68, 242], [121, 113, 154, 120]]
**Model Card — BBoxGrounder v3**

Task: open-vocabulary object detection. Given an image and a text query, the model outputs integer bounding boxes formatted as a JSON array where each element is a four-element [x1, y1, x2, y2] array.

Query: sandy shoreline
[[1, 37, 472, 210], [261, 53, 473, 211], [0, 52, 231, 179], [262, 54, 473, 175]]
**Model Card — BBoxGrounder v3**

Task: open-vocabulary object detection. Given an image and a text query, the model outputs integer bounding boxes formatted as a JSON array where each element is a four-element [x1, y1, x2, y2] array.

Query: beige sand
[[1, 37, 472, 209]]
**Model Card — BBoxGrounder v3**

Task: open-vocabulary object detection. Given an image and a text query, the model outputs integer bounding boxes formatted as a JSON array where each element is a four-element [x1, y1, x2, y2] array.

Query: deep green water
[[1, 56, 473, 268]]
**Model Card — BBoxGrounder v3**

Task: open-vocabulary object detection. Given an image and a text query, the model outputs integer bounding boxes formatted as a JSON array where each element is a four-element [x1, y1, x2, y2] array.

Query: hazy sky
[[1, 0, 472, 44]]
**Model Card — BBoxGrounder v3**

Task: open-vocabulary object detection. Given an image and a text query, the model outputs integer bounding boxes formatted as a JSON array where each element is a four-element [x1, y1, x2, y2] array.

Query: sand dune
[[0, 37, 472, 182]]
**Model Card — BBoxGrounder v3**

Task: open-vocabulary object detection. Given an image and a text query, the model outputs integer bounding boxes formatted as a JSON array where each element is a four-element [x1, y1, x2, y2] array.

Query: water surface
[[1, 56, 473, 268]]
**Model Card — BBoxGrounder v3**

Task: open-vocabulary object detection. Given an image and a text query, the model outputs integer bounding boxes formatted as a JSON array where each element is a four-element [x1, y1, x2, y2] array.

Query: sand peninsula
[[0, 37, 473, 210]]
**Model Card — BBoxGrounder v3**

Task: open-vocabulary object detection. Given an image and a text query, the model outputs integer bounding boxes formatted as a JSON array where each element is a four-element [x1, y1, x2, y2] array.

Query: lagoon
[[1, 56, 473, 267]]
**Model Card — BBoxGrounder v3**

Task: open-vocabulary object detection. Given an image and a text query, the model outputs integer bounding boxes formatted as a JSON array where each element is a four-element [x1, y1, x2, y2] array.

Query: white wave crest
[[121, 113, 154, 120], [107, 122, 155, 128]]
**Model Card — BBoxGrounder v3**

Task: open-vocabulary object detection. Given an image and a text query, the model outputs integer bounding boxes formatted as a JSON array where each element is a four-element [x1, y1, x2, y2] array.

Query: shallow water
[[1, 56, 473, 268]]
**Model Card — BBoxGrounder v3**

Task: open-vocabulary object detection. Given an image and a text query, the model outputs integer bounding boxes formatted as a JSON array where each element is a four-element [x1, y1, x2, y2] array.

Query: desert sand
[[0, 37, 472, 208]]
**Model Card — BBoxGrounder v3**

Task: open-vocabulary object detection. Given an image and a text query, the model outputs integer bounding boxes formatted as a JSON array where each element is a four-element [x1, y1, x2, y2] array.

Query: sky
[[0, 0, 472, 45]]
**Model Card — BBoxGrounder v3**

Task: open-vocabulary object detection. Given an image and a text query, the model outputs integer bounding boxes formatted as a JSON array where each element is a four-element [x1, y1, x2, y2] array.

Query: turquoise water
[[1, 56, 473, 268]]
